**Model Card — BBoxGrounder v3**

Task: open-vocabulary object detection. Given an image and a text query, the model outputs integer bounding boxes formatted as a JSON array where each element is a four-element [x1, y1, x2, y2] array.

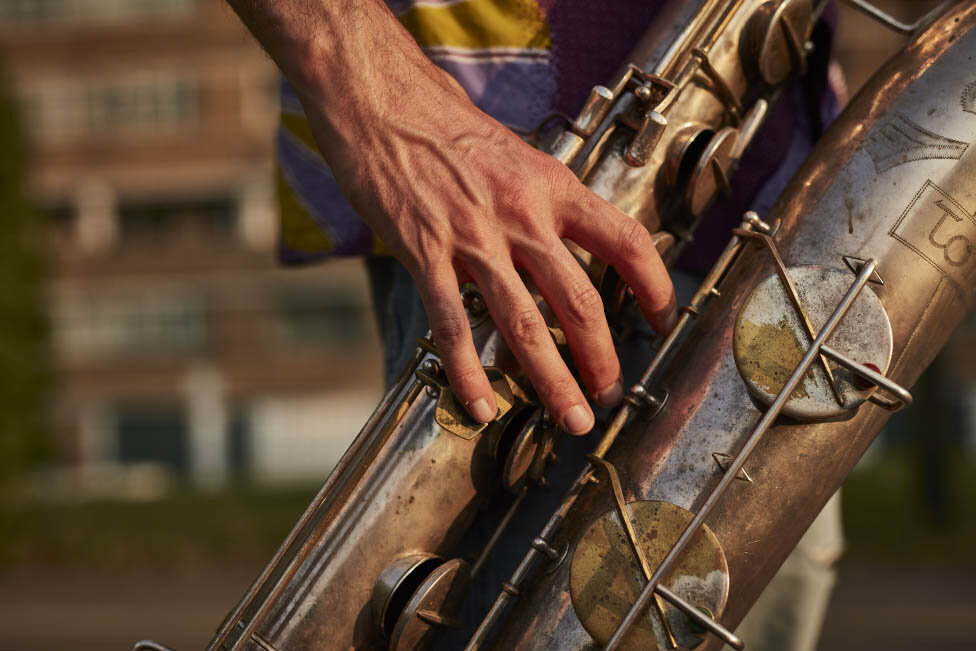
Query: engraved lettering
[[963, 81, 976, 116], [928, 200, 972, 267], [890, 180, 976, 295]]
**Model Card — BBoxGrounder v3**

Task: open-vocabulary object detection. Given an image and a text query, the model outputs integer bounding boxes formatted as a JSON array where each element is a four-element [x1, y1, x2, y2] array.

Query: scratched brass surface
[[733, 264, 893, 419], [569, 500, 728, 651], [489, 3, 976, 649]]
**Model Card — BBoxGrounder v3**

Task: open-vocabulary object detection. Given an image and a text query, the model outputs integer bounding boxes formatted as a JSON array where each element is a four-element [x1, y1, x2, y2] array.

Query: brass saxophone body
[[478, 2, 976, 649], [191, 2, 975, 650]]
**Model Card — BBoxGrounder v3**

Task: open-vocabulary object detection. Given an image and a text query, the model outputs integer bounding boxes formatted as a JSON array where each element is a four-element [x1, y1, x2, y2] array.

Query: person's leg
[[734, 491, 844, 651], [365, 256, 430, 387]]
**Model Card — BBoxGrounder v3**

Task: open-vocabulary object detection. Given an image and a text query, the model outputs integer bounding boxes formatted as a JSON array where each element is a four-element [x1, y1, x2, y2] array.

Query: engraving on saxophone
[[889, 180, 976, 296], [962, 80, 976, 115], [864, 114, 969, 173]]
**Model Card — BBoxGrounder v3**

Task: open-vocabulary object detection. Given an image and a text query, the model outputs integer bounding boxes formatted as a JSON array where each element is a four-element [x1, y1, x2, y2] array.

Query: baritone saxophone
[[472, 1, 974, 649], [133, 1, 973, 650]]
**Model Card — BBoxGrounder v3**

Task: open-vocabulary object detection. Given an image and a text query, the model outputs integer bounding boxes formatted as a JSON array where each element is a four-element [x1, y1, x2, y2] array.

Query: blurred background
[[0, 1, 972, 650]]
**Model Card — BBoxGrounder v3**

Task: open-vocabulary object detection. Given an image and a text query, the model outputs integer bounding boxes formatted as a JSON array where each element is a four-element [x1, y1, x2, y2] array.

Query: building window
[[118, 196, 236, 247], [86, 77, 197, 134], [22, 75, 200, 143], [54, 291, 208, 362], [227, 405, 250, 476], [0, 0, 200, 29], [275, 289, 371, 348], [115, 402, 189, 474]]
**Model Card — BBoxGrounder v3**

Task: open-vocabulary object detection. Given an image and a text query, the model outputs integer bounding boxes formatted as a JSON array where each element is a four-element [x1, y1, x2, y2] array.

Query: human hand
[[307, 66, 675, 435], [241, 0, 677, 434]]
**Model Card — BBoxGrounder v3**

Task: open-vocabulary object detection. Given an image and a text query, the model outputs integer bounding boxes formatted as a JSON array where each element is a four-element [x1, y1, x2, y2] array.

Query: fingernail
[[563, 404, 594, 435], [594, 378, 624, 408], [468, 397, 495, 424]]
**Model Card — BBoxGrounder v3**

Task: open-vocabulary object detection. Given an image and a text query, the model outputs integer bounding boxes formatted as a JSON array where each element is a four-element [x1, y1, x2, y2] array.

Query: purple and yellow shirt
[[276, 0, 670, 263], [276, 0, 833, 266]]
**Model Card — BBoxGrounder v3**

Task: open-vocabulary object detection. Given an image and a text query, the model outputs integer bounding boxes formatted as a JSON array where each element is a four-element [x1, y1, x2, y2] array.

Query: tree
[[0, 73, 50, 495]]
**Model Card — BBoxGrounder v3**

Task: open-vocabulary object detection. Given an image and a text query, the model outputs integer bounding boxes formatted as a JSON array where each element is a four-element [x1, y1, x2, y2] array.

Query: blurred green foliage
[[843, 453, 976, 565], [840, 355, 976, 565], [0, 484, 317, 570], [0, 78, 50, 495]]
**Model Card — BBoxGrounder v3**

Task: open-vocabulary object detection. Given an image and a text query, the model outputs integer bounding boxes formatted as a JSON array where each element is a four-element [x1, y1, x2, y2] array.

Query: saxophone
[[135, 1, 974, 649]]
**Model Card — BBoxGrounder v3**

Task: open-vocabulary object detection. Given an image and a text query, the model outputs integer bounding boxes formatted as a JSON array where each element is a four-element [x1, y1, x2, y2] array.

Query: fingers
[[562, 192, 678, 335], [417, 267, 498, 423], [521, 242, 623, 409], [470, 262, 596, 435]]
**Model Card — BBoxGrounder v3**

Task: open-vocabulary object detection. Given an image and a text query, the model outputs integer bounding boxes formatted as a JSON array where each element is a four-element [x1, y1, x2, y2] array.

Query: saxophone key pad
[[569, 500, 729, 651], [733, 264, 893, 420]]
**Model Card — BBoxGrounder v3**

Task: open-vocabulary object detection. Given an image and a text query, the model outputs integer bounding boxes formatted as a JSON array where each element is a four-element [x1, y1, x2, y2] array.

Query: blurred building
[[0, 0, 972, 501], [0, 0, 384, 492]]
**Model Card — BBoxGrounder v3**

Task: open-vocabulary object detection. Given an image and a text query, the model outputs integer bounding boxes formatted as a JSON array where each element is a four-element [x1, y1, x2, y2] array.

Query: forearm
[[225, 0, 443, 135]]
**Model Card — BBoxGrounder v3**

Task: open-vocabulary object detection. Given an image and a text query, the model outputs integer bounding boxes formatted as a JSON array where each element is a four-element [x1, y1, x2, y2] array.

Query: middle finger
[[469, 260, 595, 436]]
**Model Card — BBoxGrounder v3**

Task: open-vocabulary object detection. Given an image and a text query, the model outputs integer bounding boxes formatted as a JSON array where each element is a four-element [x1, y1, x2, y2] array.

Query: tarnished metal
[[745, 0, 814, 85], [467, 214, 768, 651], [373, 555, 444, 639], [390, 558, 471, 651], [485, 4, 975, 650], [842, 0, 951, 35], [431, 368, 515, 440], [575, 86, 616, 137], [562, 0, 818, 283], [588, 457, 679, 650], [735, 228, 847, 407], [606, 258, 884, 651], [686, 126, 737, 217], [132, 643, 175, 651], [499, 410, 543, 491], [569, 498, 729, 651], [733, 265, 893, 419]]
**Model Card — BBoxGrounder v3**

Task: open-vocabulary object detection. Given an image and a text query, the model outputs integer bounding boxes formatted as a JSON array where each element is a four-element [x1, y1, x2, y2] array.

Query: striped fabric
[[276, 0, 664, 262]]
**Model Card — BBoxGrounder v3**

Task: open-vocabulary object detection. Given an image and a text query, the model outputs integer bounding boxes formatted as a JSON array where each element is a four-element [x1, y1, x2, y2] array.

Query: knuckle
[[431, 314, 468, 348], [562, 279, 604, 330], [535, 374, 580, 404], [507, 307, 549, 347], [582, 354, 619, 388], [458, 239, 503, 275], [496, 173, 530, 216], [649, 289, 677, 318], [451, 364, 486, 390], [616, 219, 652, 260], [541, 158, 578, 198], [510, 236, 554, 268]]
